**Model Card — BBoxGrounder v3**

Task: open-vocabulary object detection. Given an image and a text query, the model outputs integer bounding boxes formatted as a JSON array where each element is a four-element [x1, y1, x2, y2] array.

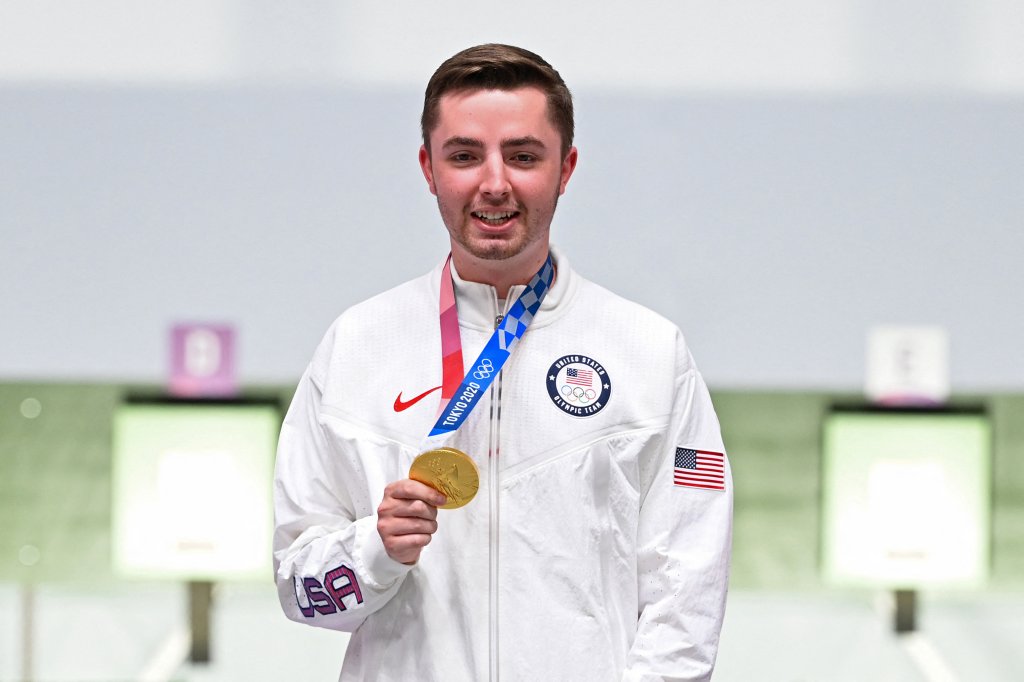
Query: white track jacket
[[274, 249, 733, 681]]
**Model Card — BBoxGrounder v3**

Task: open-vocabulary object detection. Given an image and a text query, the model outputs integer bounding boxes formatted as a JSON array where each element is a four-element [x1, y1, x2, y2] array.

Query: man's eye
[[450, 152, 474, 163], [511, 153, 536, 164]]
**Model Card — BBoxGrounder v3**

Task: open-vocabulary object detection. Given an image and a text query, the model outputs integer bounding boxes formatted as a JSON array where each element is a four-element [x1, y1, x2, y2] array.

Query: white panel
[[0, 0, 236, 82], [339, 1, 859, 91], [0, 1, 1022, 92], [966, 0, 1024, 92]]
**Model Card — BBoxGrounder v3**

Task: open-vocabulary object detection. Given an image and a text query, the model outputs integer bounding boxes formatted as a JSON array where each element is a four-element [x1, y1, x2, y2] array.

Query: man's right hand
[[377, 479, 446, 565]]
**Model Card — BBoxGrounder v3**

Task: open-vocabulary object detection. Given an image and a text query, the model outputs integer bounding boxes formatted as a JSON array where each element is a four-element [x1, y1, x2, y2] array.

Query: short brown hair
[[421, 44, 574, 158]]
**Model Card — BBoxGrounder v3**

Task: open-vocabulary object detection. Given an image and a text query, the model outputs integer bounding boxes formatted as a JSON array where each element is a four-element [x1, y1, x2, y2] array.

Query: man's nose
[[479, 156, 511, 198]]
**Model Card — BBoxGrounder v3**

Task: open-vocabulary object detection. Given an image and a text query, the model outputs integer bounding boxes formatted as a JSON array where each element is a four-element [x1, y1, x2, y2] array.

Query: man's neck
[[450, 247, 550, 299]]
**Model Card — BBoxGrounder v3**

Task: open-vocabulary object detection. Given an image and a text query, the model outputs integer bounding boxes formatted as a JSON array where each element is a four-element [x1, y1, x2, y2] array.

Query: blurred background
[[1, 1, 1022, 680]]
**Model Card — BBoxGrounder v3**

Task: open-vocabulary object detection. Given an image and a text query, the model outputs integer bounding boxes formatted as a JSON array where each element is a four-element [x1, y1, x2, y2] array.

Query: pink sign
[[169, 323, 237, 397]]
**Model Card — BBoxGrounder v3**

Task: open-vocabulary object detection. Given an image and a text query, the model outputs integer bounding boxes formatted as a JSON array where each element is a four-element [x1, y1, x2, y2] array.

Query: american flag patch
[[674, 448, 726, 491], [566, 367, 593, 386]]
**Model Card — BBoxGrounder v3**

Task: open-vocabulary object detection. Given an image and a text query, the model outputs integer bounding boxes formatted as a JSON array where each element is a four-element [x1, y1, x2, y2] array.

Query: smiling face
[[419, 87, 577, 293]]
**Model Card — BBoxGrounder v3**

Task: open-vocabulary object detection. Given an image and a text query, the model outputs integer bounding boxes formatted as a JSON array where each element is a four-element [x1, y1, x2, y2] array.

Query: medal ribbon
[[435, 254, 465, 420], [426, 253, 554, 442]]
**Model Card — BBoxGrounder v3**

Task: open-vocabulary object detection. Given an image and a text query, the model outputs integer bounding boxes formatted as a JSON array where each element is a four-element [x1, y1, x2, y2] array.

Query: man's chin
[[468, 248, 517, 262], [462, 237, 523, 262]]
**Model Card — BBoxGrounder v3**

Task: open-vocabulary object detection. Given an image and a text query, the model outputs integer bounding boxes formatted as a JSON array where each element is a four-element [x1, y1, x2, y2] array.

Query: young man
[[274, 44, 732, 681]]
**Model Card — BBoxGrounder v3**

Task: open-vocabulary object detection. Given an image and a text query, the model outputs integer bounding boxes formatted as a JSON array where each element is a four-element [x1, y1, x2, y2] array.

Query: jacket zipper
[[489, 311, 504, 682]]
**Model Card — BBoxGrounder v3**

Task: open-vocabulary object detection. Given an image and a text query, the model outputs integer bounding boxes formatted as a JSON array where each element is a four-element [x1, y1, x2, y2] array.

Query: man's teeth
[[474, 211, 515, 222]]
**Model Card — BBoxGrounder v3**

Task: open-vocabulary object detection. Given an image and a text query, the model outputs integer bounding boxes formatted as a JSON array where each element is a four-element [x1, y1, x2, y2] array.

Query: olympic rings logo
[[473, 358, 495, 380], [560, 383, 598, 405]]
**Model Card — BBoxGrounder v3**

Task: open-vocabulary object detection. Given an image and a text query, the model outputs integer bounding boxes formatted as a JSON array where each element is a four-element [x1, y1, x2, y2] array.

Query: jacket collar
[[440, 244, 575, 332]]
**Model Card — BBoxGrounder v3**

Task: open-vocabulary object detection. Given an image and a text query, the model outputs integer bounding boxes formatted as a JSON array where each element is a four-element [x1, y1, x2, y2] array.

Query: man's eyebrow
[[441, 136, 483, 149], [502, 136, 546, 148]]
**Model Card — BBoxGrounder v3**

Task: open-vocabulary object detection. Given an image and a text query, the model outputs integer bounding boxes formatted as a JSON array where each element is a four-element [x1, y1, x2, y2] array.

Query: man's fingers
[[379, 483, 444, 521], [378, 516, 438, 537], [391, 499, 439, 521], [377, 478, 446, 564], [386, 479, 447, 508]]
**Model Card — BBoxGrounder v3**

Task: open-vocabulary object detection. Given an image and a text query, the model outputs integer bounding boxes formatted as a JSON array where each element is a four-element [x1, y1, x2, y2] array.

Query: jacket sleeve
[[273, 363, 412, 632], [623, 335, 733, 681]]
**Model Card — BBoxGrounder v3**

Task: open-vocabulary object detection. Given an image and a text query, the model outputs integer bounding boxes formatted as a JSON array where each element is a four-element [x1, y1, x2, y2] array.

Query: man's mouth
[[471, 210, 519, 227]]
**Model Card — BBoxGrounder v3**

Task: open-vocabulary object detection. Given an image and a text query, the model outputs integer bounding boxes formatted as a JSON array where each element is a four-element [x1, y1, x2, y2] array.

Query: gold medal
[[409, 447, 479, 510]]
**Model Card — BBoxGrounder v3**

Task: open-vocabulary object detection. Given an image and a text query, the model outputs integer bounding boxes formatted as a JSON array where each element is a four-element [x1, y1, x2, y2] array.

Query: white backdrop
[[1, 1, 1022, 390]]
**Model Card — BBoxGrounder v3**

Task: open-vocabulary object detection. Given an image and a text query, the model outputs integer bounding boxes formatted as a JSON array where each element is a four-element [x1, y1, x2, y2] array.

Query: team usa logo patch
[[546, 354, 611, 417]]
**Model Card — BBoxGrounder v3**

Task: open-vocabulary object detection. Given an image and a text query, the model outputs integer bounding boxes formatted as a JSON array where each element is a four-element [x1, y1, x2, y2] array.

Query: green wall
[[2, 384, 1022, 588]]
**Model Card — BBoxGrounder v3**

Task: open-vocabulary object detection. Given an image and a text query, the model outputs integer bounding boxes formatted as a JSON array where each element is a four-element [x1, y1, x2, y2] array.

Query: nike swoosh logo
[[393, 385, 442, 412]]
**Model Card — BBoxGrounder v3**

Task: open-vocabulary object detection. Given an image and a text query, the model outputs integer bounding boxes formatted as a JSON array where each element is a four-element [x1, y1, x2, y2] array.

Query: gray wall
[[2, 86, 1022, 389]]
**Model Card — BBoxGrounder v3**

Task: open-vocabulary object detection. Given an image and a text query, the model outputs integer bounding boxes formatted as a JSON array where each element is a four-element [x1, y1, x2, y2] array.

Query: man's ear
[[419, 145, 437, 196], [558, 146, 579, 196]]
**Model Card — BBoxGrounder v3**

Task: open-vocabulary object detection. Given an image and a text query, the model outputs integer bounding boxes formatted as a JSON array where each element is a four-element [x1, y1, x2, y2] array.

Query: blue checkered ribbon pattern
[[428, 254, 554, 439], [498, 258, 552, 351]]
